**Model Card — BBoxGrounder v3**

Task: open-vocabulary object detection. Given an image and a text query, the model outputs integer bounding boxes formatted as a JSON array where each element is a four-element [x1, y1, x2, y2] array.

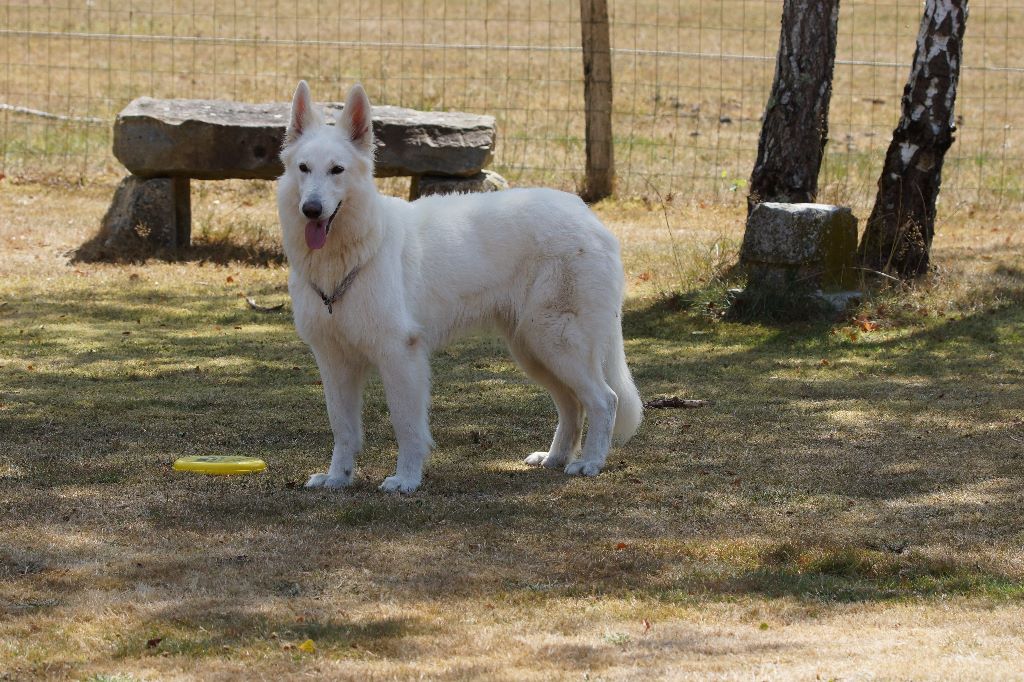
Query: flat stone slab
[[816, 290, 862, 311], [113, 97, 496, 180]]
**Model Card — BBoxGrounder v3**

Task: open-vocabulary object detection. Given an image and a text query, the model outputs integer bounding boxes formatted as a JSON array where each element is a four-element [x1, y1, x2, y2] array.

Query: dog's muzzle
[[304, 201, 342, 250]]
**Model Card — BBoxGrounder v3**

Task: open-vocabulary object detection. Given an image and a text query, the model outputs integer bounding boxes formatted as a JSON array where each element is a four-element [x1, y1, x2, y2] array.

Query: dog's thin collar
[[310, 265, 361, 315]]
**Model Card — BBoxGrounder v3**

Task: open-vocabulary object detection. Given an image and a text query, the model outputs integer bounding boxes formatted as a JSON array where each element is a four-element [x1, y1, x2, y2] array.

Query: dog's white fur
[[277, 81, 642, 493]]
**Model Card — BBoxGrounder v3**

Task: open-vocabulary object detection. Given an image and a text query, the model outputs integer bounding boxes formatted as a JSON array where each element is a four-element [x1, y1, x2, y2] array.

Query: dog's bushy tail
[[606, 327, 643, 446]]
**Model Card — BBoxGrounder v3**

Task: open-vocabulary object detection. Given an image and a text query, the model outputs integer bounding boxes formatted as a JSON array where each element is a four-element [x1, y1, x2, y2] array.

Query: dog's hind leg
[[306, 350, 368, 489], [509, 342, 584, 469], [564, 380, 617, 476], [556, 363, 617, 477], [524, 320, 619, 478]]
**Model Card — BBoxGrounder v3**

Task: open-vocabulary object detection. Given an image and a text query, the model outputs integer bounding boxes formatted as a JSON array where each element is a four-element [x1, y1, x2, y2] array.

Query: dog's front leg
[[377, 341, 433, 493], [305, 350, 367, 490]]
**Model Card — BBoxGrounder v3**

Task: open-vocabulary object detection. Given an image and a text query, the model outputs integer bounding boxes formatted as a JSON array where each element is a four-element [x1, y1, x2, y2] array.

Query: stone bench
[[102, 97, 505, 249]]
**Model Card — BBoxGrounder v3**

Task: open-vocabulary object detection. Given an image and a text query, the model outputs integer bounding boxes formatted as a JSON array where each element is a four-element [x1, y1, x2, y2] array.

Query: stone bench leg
[[739, 203, 858, 291], [409, 169, 508, 200], [102, 175, 191, 250], [735, 202, 860, 314]]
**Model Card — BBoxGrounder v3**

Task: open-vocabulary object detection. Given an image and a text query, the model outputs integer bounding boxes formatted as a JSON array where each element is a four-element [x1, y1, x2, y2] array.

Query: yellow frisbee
[[173, 455, 266, 475]]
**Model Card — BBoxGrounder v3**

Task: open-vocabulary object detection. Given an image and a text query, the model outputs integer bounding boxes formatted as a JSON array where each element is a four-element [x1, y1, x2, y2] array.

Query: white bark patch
[[925, 78, 940, 109], [927, 35, 949, 61], [899, 142, 919, 167], [931, 0, 954, 27]]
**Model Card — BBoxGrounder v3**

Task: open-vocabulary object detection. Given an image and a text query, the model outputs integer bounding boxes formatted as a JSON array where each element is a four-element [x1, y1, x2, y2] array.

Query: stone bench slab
[[113, 97, 496, 181]]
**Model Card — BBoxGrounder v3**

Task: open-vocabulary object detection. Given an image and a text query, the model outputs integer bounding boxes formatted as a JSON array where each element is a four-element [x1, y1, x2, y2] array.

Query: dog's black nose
[[301, 200, 322, 219]]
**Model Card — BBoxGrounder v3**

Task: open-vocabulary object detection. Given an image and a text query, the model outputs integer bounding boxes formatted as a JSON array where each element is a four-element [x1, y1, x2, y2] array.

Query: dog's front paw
[[304, 472, 352, 489], [524, 451, 566, 469], [524, 451, 547, 466], [379, 475, 421, 494], [564, 460, 602, 477]]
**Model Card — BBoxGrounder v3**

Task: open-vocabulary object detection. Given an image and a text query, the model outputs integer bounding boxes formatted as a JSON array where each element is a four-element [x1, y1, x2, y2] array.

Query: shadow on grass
[[713, 541, 1024, 603], [113, 609, 418, 660], [1, 269, 1023, 667], [70, 232, 285, 267]]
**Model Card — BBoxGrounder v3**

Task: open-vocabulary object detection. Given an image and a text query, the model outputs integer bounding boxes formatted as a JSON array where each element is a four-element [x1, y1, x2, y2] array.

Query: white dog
[[277, 81, 642, 493]]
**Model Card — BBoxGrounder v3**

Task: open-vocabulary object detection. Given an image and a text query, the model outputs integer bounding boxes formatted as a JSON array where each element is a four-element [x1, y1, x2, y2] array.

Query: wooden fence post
[[580, 0, 614, 202]]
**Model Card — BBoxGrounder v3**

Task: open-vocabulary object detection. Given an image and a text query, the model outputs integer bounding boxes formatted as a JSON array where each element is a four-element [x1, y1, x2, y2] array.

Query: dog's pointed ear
[[337, 83, 374, 152], [285, 80, 322, 146]]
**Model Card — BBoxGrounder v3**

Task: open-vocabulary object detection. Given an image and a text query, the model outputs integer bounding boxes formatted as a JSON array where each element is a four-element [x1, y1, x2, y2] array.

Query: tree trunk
[[580, 0, 614, 202], [858, 0, 968, 279], [747, 0, 840, 215]]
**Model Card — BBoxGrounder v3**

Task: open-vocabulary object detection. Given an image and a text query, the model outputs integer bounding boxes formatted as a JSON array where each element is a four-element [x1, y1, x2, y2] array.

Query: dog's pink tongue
[[305, 220, 328, 250]]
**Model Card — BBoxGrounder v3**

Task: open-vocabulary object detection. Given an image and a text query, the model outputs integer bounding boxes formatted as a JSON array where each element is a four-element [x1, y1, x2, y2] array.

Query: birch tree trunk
[[858, 0, 968, 279], [747, 0, 840, 215]]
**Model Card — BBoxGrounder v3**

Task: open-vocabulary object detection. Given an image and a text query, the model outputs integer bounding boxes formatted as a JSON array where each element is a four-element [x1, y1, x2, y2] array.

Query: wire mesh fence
[[2, 0, 1022, 209]]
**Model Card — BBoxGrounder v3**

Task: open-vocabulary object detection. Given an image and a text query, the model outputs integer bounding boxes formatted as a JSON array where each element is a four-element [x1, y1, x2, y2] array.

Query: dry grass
[[1, 176, 1023, 679], [3, 3, 1023, 678]]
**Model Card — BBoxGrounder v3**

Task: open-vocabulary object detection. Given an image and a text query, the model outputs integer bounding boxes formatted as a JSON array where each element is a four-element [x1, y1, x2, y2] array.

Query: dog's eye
[[298, 163, 310, 173], [330, 165, 345, 175]]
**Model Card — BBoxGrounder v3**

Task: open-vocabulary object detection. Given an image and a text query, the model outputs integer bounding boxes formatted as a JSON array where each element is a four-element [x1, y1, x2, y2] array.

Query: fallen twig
[[245, 296, 285, 313], [852, 266, 903, 284], [644, 396, 710, 409], [0, 102, 107, 125]]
